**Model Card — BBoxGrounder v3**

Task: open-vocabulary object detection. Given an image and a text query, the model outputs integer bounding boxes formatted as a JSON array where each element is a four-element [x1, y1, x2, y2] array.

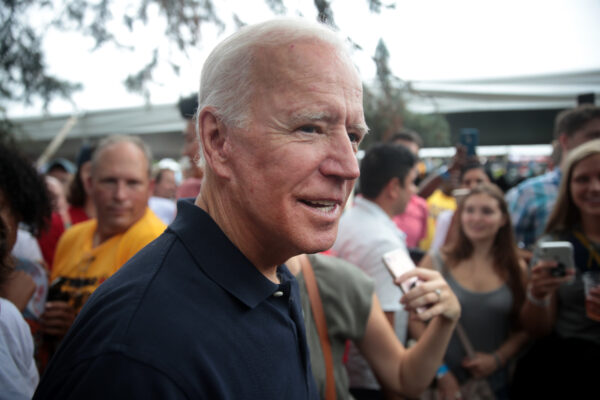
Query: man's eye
[[348, 132, 360, 143], [298, 125, 320, 134]]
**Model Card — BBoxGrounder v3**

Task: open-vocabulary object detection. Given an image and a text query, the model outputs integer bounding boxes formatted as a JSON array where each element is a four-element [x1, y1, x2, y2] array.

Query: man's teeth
[[304, 200, 336, 212]]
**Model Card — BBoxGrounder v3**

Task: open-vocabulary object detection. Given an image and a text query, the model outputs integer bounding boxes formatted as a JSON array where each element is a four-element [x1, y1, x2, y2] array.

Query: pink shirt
[[393, 195, 428, 248]]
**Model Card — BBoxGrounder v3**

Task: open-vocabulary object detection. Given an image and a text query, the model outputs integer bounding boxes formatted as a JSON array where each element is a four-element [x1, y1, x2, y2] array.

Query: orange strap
[[299, 254, 336, 400]]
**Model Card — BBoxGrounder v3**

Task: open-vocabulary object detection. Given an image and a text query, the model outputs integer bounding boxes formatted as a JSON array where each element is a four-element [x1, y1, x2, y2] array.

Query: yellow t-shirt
[[420, 189, 457, 251], [50, 208, 166, 312]]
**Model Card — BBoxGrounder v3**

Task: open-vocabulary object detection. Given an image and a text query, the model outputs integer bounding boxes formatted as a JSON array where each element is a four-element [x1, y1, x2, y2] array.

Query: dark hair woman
[[0, 142, 52, 398]]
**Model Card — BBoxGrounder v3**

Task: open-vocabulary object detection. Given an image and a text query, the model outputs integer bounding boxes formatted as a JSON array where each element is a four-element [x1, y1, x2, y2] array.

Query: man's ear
[[558, 132, 569, 152], [198, 107, 233, 179], [384, 177, 401, 200]]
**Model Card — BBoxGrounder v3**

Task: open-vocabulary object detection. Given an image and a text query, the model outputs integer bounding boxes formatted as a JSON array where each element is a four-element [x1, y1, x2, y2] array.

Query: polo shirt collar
[[168, 199, 293, 309]]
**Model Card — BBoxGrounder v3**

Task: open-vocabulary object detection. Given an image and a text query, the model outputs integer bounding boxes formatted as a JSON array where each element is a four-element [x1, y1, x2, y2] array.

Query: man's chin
[[297, 231, 337, 255]]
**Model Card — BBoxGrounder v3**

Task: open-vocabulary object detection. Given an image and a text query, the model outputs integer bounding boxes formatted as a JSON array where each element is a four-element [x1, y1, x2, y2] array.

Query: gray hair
[[91, 135, 153, 177], [197, 18, 352, 129]]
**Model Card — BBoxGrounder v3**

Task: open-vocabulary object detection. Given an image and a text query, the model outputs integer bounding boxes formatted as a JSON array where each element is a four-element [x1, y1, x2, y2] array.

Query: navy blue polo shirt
[[34, 200, 318, 399]]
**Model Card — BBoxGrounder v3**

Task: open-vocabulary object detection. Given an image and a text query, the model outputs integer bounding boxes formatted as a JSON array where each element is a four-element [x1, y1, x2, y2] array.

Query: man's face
[[562, 118, 600, 152], [461, 168, 490, 189], [154, 169, 177, 199], [89, 142, 152, 238], [47, 167, 72, 194], [45, 175, 68, 214], [223, 41, 366, 256]]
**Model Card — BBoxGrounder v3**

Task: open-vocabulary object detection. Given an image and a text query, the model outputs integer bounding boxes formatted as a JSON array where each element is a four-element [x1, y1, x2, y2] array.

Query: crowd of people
[[1, 17, 599, 400]]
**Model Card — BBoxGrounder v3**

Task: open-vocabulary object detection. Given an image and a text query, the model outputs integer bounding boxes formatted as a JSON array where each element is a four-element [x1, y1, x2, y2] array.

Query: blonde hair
[[545, 139, 600, 234]]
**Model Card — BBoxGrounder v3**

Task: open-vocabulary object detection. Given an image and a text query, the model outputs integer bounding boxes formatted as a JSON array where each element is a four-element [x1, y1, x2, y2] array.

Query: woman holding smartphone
[[514, 139, 600, 398], [418, 183, 528, 400]]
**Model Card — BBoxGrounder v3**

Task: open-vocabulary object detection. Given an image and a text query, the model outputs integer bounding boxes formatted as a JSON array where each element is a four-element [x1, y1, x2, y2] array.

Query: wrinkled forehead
[[92, 142, 150, 177], [251, 39, 362, 93]]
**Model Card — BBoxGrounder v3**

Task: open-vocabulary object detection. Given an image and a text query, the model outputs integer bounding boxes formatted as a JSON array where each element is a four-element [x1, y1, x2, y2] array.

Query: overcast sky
[[7, 0, 600, 117]]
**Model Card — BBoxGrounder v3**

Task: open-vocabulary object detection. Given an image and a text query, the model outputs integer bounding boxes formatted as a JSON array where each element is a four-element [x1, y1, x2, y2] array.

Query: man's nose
[[320, 133, 360, 180], [114, 181, 128, 200]]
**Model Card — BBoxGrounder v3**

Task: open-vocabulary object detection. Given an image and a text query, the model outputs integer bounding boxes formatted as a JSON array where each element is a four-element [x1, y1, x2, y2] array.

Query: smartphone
[[459, 128, 479, 156], [382, 248, 426, 313], [47, 277, 70, 302], [538, 241, 575, 278]]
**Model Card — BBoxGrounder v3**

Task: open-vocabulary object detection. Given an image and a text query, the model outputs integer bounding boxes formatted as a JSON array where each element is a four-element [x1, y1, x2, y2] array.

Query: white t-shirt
[[149, 196, 177, 225], [431, 209, 455, 252], [332, 196, 409, 390], [12, 228, 43, 264], [0, 298, 39, 399]]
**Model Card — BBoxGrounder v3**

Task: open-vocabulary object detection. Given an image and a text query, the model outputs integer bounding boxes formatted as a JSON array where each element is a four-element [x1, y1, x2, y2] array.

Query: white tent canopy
[[405, 69, 599, 113]]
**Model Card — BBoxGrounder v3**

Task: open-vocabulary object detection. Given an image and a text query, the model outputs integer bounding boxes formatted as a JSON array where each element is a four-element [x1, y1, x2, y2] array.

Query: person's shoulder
[[64, 218, 95, 236], [411, 194, 428, 207], [515, 170, 558, 190], [0, 297, 21, 320], [0, 297, 33, 347], [129, 208, 167, 236], [336, 203, 383, 237], [56, 219, 95, 250], [307, 254, 374, 321], [309, 253, 373, 287]]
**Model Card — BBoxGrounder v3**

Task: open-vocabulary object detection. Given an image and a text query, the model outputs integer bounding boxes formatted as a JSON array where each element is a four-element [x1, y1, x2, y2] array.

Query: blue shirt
[[505, 169, 562, 248], [34, 200, 318, 399]]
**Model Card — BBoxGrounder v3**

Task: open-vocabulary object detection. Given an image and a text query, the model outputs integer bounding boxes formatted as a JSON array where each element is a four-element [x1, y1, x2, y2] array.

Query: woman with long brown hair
[[418, 183, 527, 400], [514, 139, 600, 398]]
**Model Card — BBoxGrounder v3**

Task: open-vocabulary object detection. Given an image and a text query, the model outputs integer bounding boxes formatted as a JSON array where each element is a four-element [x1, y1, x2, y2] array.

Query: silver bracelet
[[526, 286, 550, 307]]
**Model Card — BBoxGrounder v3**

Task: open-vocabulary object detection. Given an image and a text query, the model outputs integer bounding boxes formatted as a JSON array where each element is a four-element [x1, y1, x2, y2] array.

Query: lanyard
[[573, 231, 600, 269]]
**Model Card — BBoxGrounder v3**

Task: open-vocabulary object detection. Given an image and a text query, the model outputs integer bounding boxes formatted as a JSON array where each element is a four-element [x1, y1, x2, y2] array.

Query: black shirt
[[34, 199, 318, 399]]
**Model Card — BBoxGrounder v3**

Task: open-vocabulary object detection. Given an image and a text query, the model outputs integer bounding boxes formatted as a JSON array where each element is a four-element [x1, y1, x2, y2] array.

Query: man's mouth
[[300, 199, 338, 213]]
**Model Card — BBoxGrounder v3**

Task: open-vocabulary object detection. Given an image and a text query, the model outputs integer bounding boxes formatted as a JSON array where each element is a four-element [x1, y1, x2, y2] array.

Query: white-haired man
[[34, 18, 364, 399]]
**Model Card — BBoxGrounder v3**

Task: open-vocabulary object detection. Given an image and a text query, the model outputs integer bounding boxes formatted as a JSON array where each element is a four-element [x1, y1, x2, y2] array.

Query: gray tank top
[[432, 251, 513, 392]]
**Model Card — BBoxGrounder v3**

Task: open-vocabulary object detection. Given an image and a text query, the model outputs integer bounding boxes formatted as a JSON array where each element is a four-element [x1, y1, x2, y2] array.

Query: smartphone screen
[[459, 128, 479, 156], [382, 248, 426, 313]]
